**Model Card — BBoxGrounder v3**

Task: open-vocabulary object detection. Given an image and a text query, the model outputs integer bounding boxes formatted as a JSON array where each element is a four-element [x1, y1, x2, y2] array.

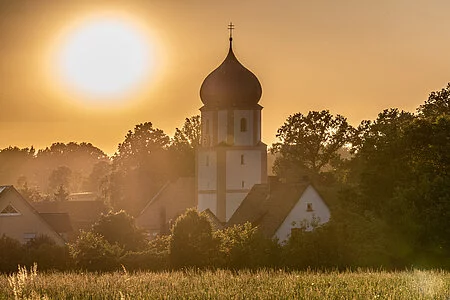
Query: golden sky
[[1, 0, 450, 155]]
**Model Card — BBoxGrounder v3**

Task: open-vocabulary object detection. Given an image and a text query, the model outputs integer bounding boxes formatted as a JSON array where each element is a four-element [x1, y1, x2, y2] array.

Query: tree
[[169, 209, 218, 268], [169, 115, 201, 177], [111, 122, 171, 214], [271, 110, 352, 180], [418, 82, 450, 119], [54, 184, 69, 202], [91, 211, 146, 252], [48, 166, 72, 193]]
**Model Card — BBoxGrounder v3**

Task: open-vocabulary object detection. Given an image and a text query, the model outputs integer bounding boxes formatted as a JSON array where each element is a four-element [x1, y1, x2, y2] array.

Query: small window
[[0, 204, 20, 216], [23, 233, 36, 242], [241, 181, 245, 188], [206, 155, 209, 166], [240, 154, 245, 165], [240, 118, 247, 132], [306, 203, 313, 212]]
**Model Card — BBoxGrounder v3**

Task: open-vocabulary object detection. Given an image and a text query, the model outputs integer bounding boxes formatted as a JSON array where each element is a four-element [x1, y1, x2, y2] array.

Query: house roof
[[202, 208, 224, 231], [227, 181, 310, 237], [138, 177, 196, 216], [39, 213, 73, 233], [0, 185, 67, 244]]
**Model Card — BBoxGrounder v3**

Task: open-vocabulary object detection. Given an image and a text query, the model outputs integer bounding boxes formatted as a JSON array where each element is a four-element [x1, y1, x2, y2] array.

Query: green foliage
[[169, 209, 219, 268], [69, 231, 122, 271], [23, 235, 70, 271], [418, 82, 450, 119], [92, 210, 146, 252], [0, 235, 24, 273], [271, 110, 353, 180], [215, 222, 280, 269], [120, 235, 170, 271], [169, 115, 201, 177], [111, 122, 170, 215]]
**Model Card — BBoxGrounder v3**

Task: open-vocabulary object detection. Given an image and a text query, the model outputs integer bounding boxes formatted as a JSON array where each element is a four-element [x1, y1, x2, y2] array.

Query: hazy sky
[[1, 0, 450, 155]]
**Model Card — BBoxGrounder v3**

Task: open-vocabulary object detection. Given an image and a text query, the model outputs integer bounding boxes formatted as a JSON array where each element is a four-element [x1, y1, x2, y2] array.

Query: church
[[137, 25, 330, 241]]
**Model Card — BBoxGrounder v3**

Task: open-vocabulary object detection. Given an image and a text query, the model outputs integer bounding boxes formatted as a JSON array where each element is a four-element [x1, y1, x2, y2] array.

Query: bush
[[169, 209, 219, 268], [0, 235, 24, 273], [69, 231, 122, 271], [215, 223, 280, 269], [23, 235, 70, 271], [92, 210, 146, 251], [120, 235, 170, 271]]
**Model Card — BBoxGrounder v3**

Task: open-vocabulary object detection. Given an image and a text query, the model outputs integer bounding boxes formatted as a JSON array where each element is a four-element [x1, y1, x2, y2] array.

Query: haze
[[1, 0, 450, 155]]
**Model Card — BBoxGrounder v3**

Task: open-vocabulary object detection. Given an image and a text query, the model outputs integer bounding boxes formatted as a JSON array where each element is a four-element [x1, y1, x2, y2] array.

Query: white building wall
[[197, 151, 217, 190], [274, 185, 330, 243], [226, 150, 262, 190], [218, 110, 228, 143], [201, 111, 214, 147], [255, 111, 261, 142], [198, 194, 217, 216], [226, 192, 249, 221], [234, 110, 254, 146]]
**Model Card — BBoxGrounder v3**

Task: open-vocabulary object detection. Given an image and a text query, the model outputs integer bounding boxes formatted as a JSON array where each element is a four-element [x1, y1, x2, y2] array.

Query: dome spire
[[228, 22, 234, 48]]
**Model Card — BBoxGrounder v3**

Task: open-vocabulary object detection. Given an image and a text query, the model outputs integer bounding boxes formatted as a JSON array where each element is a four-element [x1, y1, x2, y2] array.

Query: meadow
[[0, 265, 449, 299]]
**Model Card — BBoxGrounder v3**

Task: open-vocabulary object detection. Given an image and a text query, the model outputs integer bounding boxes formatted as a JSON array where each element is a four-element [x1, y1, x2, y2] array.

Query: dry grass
[[0, 266, 449, 299]]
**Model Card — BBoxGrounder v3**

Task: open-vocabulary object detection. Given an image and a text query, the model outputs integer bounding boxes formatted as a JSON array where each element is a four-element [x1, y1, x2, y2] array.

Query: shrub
[[69, 231, 122, 271], [92, 210, 146, 251], [120, 235, 170, 271], [215, 223, 280, 269], [0, 235, 24, 273], [169, 209, 219, 268], [23, 235, 70, 271]]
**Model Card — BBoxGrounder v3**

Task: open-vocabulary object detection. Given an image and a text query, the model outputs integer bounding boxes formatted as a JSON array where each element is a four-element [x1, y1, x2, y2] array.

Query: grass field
[[1, 265, 449, 299]]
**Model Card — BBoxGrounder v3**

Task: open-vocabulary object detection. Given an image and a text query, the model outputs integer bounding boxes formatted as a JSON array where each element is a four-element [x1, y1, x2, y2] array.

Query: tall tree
[[418, 82, 450, 119], [169, 115, 201, 177], [111, 122, 170, 215], [271, 110, 352, 180]]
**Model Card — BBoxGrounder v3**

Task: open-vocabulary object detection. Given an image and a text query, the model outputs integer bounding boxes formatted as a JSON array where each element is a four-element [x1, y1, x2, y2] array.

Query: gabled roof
[[202, 208, 224, 231], [0, 185, 67, 244], [138, 177, 196, 216], [40, 213, 73, 233], [227, 181, 310, 237]]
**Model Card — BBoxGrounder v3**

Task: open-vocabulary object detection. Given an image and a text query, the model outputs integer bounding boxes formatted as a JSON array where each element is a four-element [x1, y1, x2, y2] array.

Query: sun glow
[[56, 15, 153, 102]]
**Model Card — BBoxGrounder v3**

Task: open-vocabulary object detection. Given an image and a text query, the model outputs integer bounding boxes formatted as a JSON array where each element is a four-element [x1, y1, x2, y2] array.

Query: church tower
[[197, 24, 267, 222]]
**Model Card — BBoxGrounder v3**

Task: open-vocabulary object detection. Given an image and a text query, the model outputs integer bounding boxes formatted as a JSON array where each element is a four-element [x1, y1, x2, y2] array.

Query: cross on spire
[[228, 22, 235, 40]]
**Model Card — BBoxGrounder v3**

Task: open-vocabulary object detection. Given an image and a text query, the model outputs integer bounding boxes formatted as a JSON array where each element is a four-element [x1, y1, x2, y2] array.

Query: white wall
[[197, 151, 217, 190], [234, 110, 254, 146], [198, 193, 217, 216], [201, 111, 214, 147], [226, 192, 248, 221], [274, 185, 330, 243], [218, 110, 228, 143], [226, 150, 262, 190]]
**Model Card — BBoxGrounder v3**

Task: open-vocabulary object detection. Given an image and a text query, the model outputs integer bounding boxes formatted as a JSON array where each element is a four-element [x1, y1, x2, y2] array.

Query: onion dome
[[200, 37, 262, 109]]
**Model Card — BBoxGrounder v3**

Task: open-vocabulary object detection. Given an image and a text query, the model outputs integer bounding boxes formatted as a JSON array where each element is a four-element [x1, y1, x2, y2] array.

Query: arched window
[[240, 118, 247, 132]]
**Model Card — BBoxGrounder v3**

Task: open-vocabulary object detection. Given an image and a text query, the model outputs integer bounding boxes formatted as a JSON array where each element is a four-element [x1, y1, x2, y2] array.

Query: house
[[0, 186, 69, 246], [227, 178, 330, 243], [32, 194, 107, 238], [136, 177, 196, 237]]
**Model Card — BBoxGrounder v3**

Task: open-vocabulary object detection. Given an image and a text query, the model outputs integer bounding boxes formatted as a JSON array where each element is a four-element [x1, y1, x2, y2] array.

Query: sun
[[58, 17, 152, 101]]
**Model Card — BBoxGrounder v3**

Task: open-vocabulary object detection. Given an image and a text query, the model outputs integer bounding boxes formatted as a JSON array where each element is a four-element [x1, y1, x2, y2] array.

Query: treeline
[[271, 83, 450, 268], [0, 83, 449, 269], [0, 116, 200, 215]]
